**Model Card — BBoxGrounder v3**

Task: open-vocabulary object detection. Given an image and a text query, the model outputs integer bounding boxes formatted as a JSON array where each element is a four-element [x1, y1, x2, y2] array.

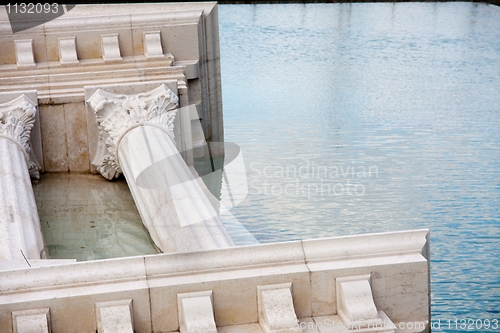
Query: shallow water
[[219, 2, 500, 330], [33, 174, 158, 261]]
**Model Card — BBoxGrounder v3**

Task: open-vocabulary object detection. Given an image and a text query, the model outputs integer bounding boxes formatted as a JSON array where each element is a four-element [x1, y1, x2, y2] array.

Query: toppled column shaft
[[0, 94, 44, 260], [87, 84, 234, 253]]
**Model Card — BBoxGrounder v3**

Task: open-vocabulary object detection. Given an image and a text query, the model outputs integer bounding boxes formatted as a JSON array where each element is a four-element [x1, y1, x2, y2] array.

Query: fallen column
[[0, 94, 45, 260], [87, 84, 234, 253]]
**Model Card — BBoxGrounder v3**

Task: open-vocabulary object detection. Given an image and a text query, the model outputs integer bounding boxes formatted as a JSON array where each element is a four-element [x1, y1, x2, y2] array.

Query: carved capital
[[87, 84, 179, 180], [0, 94, 40, 178]]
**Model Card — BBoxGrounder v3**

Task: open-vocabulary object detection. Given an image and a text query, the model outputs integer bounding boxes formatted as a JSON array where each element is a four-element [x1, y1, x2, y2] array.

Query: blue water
[[219, 2, 500, 331]]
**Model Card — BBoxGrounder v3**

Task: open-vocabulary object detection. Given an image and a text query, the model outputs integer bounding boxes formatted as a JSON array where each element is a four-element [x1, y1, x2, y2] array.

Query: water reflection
[[219, 2, 500, 328], [33, 173, 158, 261]]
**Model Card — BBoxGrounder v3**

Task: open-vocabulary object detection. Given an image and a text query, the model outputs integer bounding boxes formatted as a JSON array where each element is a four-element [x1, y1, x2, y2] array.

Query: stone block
[[64, 102, 89, 172], [12, 308, 50, 333], [39, 104, 68, 172], [143, 31, 164, 59], [178, 290, 217, 333], [58, 36, 79, 65], [101, 34, 122, 62], [14, 39, 35, 68], [257, 283, 302, 333], [336, 275, 383, 329], [95, 299, 134, 333]]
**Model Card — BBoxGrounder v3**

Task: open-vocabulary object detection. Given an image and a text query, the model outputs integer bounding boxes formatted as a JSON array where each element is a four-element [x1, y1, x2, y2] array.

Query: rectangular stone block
[[39, 104, 68, 172], [96, 299, 134, 333], [178, 291, 217, 333], [14, 39, 36, 68], [64, 102, 89, 172], [143, 31, 164, 59], [257, 283, 302, 333], [12, 308, 50, 333], [101, 34, 122, 62], [58, 36, 79, 65]]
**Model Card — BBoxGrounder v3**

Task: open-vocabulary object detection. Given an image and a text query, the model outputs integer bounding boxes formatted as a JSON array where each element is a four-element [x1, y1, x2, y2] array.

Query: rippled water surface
[[219, 2, 500, 330]]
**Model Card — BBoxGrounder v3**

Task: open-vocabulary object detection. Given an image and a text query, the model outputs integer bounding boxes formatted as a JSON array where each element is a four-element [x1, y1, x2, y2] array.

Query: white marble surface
[[101, 34, 122, 62], [0, 94, 45, 260], [0, 92, 42, 176], [86, 83, 234, 253], [12, 308, 50, 333], [335, 275, 383, 329], [14, 39, 35, 68], [178, 291, 217, 333], [119, 125, 234, 252], [58, 36, 79, 65], [143, 31, 165, 59], [96, 299, 134, 333], [0, 91, 44, 174], [84, 80, 180, 174], [257, 283, 302, 333]]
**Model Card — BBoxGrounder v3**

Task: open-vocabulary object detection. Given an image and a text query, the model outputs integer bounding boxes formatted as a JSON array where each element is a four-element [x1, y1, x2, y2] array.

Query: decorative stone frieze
[[87, 84, 178, 180]]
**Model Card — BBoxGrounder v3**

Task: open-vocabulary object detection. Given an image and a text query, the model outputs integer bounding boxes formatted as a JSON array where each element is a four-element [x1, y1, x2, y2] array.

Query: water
[[219, 2, 500, 331], [33, 173, 158, 261]]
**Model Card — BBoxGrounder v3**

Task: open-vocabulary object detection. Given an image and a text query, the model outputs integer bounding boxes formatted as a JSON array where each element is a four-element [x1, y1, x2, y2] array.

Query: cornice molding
[[0, 94, 40, 178], [87, 84, 179, 180]]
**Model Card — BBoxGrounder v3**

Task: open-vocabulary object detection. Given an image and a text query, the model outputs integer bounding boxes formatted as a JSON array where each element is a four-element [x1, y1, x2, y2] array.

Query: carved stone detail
[[0, 94, 40, 178], [87, 84, 179, 180]]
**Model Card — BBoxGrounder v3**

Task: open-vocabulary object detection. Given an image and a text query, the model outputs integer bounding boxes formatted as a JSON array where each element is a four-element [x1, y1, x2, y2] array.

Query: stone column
[[87, 84, 234, 253], [0, 94, 45, 260]]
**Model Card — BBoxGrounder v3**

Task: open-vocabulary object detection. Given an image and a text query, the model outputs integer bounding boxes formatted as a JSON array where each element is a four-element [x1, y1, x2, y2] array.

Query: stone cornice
[[0, 94, 40, 178], [0, 62, 187, 104], [0, 229, 429, 293], [87, 84, 179, 180]]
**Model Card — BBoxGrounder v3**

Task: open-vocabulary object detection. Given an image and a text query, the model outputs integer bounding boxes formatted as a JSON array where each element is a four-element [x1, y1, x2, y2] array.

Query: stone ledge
[[0, 229, 430, 333]]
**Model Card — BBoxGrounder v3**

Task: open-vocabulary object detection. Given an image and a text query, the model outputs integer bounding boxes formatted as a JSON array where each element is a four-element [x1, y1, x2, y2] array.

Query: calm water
[[219, 2, 500, 331], [33, 174, 158, 261]]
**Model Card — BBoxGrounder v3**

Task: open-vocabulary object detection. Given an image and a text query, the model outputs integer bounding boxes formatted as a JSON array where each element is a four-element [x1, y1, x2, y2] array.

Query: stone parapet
[[0, 229, 430, 333]]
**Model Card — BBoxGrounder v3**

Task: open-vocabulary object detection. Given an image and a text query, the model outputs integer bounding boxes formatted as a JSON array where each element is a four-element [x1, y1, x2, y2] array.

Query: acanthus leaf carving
[[0, 94, 40, 179], [87, 84, 179, 180]]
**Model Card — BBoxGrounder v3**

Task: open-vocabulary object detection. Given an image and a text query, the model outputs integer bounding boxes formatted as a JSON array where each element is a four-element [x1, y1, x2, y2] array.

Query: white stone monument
[[0, 3, 430, 332]]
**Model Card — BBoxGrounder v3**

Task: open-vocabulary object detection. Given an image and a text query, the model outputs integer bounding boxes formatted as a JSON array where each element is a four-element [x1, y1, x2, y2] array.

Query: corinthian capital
[[87, 84, 179, 180], [0, 94, 40, 178]]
